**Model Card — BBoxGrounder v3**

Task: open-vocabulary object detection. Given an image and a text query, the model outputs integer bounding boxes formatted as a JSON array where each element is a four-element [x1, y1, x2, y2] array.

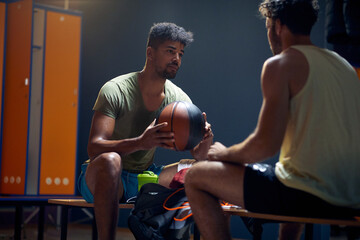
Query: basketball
[[156, 101, 205, 151]]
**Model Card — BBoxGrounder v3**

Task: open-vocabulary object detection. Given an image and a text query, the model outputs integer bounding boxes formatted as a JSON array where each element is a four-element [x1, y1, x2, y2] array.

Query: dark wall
[[36, 0, 326, 238], [77, 0, 270, 164], [71, 0, 325, 166]]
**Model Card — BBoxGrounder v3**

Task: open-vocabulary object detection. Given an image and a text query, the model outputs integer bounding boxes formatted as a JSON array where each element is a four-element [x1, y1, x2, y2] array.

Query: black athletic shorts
[[243, 163, 359, 219]]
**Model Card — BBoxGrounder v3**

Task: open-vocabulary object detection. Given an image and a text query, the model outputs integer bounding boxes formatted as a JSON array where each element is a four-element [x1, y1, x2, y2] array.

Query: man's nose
[[173, 53, 181, 63]]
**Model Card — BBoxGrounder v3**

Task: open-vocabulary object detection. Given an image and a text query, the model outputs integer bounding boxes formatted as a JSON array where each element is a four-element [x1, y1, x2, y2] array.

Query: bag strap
[[162, 187, 193, 221], [162, 188, 238, 222], [163, 188, 188, 211]]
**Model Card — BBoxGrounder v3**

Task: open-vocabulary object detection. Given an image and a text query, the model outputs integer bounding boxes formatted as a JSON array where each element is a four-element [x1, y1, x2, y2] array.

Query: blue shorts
[[243, 163, 359, 218], [77, 162, 163, 203]]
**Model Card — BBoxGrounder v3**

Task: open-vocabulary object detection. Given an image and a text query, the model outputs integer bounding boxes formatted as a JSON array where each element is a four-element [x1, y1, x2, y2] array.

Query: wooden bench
[[49, 198, 360, 240], [48, 199, 134, 240], [223, 206, 360, 240]]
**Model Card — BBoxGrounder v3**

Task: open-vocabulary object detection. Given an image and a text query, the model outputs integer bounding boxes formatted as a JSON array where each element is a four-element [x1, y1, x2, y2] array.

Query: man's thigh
[[188, 161, 246, 207]]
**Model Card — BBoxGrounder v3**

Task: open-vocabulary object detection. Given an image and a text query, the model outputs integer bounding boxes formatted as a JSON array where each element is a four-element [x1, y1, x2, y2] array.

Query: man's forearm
[[87, 137, 144, 159], [218, 133, 275, 165]]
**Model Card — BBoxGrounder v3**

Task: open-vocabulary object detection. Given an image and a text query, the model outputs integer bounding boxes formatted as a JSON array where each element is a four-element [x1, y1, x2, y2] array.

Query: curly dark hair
[[146, 22, 194, 48], [259, 0, 319, 35]]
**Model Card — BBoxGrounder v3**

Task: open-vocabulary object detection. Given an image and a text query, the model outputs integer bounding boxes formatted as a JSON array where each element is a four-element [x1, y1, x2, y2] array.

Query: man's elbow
[[87, 143, 97, 159], [254, 137, 280, 160], [262, 140, 281, 158], [264, 147, 279, 159]]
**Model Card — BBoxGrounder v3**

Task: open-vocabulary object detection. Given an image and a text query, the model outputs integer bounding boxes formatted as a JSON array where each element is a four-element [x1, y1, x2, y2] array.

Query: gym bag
[[128, 183, 193, 240]]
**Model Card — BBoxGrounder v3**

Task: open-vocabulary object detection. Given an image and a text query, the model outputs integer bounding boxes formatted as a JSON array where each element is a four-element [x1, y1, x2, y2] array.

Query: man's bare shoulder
[[262, 47, 309, 97], [282, 47, 309, 69], [263, 47, 309, 97], [265, 47, 308, 70]]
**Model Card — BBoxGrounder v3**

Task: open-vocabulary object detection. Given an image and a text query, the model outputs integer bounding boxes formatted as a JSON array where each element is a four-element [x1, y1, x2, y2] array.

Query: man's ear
[[146, 46, 154, 61], [275, 19, 282, 36]]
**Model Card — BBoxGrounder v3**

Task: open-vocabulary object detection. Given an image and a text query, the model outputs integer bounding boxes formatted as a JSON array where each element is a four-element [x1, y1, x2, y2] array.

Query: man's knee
[[85, 152, 123, 195], [184, 161, 209, 188], [87, 152, 122, 179]]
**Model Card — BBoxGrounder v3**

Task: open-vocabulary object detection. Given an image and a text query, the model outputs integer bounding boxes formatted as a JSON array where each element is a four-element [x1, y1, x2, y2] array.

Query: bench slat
[[223, 207, 360, 226], [48, 199, 134, 209], [48, 198, 360, 240], [49, 199, 360, 227]]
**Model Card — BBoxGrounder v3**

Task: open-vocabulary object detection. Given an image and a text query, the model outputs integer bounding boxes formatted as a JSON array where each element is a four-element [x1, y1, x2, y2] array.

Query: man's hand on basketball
[[191, 113, 214, 160], [202, 113, 213, 141], [139, 119, 175, 150]]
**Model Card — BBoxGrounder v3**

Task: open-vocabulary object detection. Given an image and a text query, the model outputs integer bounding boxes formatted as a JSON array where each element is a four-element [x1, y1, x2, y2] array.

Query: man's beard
[[269, 26, 282, 55], [270, 40, 282, 55], [161, 63, 179, 79], [162, 70, 177, 79]]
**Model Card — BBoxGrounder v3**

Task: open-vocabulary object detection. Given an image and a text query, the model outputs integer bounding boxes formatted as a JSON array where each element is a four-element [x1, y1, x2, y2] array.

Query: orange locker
[[39, 10, 81, 194], [0, 1, 81, 196], [0, 2, 5, 139], [0, 0, 32, 194]]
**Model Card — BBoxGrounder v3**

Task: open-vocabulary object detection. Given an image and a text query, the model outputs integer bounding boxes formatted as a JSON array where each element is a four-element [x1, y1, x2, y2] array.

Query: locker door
[[0, 2, 5, 140], [0, 0, 32, 194], [39, 11, 81, 194]]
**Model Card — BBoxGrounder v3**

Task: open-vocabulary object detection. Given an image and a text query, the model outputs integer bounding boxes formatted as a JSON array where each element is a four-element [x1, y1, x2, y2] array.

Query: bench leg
[[60, 205, 69, 240], [38, 205, 45, 240], [14, 205, 23, 240], [304, 223, 313, 240], [92, 216, 98, 240]]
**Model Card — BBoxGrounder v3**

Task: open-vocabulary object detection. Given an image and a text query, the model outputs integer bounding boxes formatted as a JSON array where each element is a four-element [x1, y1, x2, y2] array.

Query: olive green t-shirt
[[93, 72, 192, 171]]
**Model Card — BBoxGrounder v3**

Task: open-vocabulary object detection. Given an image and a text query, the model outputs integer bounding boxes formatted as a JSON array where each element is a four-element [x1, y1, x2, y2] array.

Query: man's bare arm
[[87, 111, 174, 159]]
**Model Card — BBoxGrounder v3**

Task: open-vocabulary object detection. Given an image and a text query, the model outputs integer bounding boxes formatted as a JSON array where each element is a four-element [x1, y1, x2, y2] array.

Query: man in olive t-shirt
[[78, 22, 213, 240]]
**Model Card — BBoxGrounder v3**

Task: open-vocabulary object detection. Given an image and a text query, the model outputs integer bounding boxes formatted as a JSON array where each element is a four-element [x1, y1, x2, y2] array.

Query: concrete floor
[[0, 224, 136, 240], [0, 219, 356, 240], [0, 223, 355, 240]]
